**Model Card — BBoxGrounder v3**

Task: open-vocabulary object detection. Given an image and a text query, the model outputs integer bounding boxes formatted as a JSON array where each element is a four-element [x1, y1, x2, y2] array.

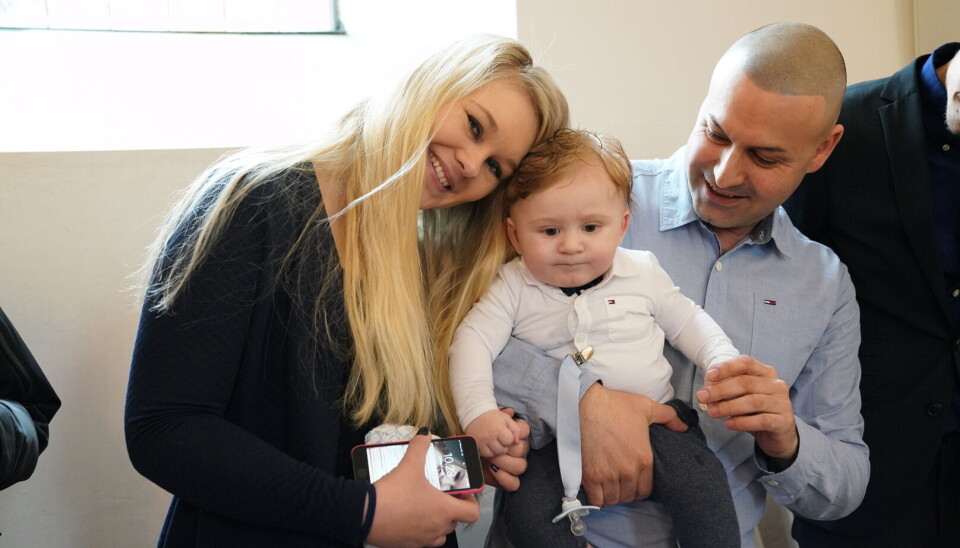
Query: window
[[0, 0, 518, 152], [0, 0, 341, 33]]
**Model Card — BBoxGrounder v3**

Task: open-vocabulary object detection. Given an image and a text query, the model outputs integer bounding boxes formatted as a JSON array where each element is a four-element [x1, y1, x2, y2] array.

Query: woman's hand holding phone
[[366, 431, 480, 548]]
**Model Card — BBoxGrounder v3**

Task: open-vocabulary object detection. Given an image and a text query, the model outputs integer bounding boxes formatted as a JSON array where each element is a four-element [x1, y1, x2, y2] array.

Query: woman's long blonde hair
[[141, 35, 568, 434]]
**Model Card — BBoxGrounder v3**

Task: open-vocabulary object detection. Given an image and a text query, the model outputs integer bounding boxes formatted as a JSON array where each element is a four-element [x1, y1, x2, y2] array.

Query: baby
[[449, 129, 740, 547]]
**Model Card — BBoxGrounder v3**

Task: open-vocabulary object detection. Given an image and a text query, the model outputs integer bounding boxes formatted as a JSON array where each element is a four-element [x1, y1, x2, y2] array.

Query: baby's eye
[[584, 224, 599, 233], [544, 228, 559, 236]]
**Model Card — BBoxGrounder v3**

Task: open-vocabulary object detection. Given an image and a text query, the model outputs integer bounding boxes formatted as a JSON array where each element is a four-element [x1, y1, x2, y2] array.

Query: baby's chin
[[547, 274, 599, 289]]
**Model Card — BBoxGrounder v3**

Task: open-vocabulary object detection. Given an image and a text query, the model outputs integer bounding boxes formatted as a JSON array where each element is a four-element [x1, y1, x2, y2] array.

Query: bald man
[[786, 42, 960, 546], [490, 23, 867, 548]]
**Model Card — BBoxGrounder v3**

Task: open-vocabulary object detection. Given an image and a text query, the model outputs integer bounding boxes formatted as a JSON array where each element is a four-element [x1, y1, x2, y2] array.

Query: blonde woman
[[124, 35, 569, 548]]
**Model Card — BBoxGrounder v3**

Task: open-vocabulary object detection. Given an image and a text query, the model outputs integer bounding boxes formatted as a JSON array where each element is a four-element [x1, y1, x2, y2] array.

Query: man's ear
[[506, 217, 521, 254], [806, 123, 844, 174]]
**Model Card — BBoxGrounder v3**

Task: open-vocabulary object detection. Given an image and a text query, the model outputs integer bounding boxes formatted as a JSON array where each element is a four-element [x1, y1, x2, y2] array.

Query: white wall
[[0, 1, 956, 547], [0, 148, 230, 547], [517, 0, 922, 160]]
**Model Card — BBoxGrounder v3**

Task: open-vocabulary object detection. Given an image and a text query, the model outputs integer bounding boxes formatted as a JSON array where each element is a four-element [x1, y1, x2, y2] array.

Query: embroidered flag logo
[[607, 299, 616, 305], [763, 299, 777, 306]]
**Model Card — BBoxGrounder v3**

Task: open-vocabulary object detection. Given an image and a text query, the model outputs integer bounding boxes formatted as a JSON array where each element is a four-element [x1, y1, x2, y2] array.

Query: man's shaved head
[[715, 22, 847, 125]]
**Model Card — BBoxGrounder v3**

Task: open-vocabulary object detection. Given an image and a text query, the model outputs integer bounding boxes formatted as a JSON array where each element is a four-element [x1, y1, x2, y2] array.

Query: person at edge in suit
[[784, 42, 960, 547]]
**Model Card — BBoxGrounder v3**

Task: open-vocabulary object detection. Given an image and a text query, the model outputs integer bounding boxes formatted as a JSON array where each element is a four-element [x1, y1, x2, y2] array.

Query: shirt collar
[[919, 42, 960, 140], [657, 147, 788, 257], [609, 247, 646, 278], [515, 248, 644, 295]]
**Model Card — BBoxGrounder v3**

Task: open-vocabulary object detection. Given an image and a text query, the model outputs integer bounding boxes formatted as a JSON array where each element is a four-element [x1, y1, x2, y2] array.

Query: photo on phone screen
[[352, 436, 484, 494]]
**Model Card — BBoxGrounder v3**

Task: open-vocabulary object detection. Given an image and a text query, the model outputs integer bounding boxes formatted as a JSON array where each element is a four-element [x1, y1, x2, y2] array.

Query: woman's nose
[[456, 147, 484, 179]]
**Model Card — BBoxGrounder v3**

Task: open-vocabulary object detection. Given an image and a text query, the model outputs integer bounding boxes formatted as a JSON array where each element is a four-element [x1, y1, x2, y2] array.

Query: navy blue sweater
[[125, 167, 371, 547]]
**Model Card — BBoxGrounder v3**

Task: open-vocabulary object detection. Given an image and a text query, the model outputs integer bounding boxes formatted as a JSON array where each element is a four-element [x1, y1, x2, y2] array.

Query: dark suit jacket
[[784, 53, 960, 539], [0, 305, 61, 490]]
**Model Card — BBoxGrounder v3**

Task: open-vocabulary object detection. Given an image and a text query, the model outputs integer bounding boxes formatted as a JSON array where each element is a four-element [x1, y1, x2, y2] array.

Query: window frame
[[0, 0, 344, 35]]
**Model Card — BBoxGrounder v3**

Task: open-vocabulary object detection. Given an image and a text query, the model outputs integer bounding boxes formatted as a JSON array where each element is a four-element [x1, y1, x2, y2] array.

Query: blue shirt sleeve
[[492, 337, 601, 449], [755, 265, 869, 520]]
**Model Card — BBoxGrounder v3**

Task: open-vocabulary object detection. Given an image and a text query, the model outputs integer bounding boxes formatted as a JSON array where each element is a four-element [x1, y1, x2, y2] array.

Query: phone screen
[[359, 437, 481, 492]]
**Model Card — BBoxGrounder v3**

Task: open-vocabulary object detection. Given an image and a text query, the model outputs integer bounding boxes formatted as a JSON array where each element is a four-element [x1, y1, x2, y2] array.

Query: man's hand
[[697, 355, 799, 468], [481, 408, 530, 491], [579, 384, 687, 507]]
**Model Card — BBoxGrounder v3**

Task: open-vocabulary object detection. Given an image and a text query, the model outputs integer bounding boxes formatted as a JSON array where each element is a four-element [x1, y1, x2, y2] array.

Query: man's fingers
[[583, 481, 605, 507], [707, 355, 777, 381], [708, 390, 788, 418], [618, 472, 638, 503], [699, 373, 786, 406], [635, 460, 654, 500], [650, 402, 688, 432]]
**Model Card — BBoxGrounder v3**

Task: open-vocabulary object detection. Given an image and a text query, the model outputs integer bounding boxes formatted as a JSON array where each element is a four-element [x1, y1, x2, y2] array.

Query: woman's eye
[[485, 158, 502, 179], [468, 115, 482, 138], [544, 228, 559, 236]]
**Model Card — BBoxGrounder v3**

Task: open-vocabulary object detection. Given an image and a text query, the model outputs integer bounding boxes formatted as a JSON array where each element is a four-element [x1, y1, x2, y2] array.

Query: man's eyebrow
[[709, 115, 787, 154]]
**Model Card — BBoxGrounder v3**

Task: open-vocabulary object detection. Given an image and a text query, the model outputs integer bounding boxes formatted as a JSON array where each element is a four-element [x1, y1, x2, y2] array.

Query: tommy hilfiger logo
[[763, 299, 777, 306], [607, 299, 616, 304]]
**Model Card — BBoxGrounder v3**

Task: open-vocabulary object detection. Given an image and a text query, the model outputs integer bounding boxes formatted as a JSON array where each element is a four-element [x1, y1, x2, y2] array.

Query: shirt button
[[953, 289, 959, 298], [767, 480, 779, 487], [944, 144, 951, 152], [955, 338, 960, 352], [715, 261, 723, 272], [928, 403, 943, 417]]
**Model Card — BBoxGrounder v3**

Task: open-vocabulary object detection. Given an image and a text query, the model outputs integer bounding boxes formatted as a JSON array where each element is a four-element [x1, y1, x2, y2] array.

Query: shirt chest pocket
[[604, 295, 656, 343], [748, 294, 827, 383]]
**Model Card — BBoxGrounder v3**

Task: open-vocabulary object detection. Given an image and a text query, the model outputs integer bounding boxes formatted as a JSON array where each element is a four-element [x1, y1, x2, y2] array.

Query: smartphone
[[352, 435, 485, 494]]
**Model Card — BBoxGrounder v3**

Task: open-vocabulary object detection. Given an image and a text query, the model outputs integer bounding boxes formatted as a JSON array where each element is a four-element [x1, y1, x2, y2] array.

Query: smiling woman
[[421, 79, 538, 210], [123, 33, 568, 547]]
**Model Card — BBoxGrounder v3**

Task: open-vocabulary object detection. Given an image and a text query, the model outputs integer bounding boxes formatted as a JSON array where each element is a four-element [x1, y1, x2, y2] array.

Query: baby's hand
[[465, 410, 522, 458]]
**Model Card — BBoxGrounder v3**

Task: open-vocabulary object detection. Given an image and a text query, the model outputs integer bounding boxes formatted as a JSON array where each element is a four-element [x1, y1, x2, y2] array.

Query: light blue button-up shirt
[[492, 148, 869, 547]]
